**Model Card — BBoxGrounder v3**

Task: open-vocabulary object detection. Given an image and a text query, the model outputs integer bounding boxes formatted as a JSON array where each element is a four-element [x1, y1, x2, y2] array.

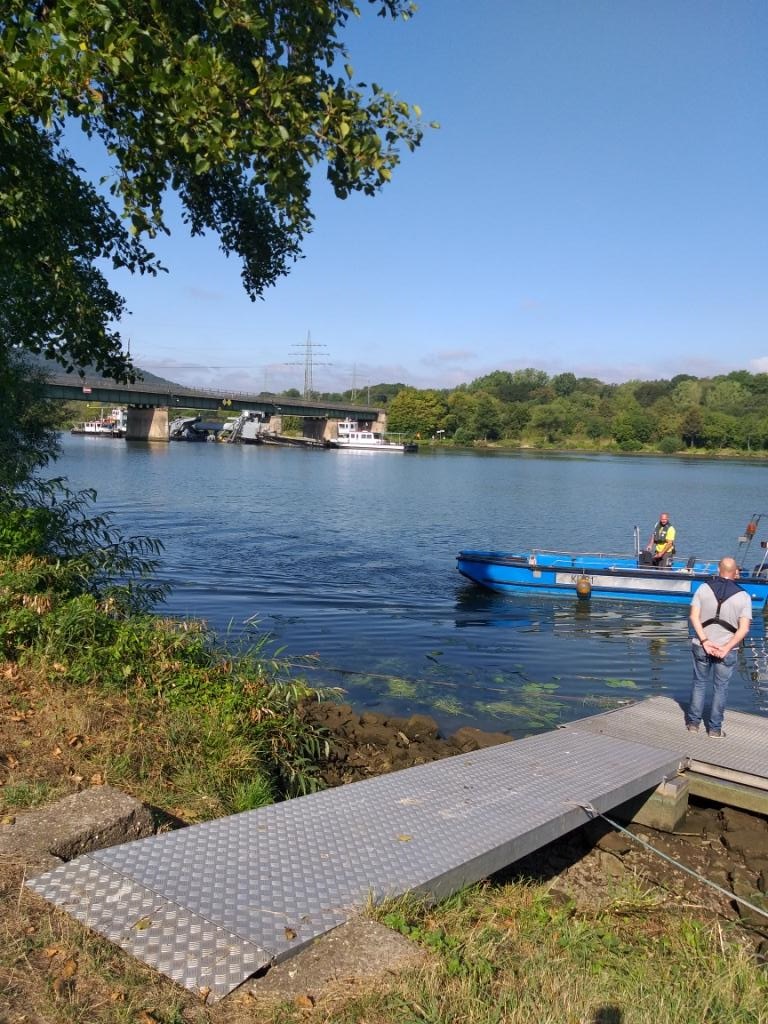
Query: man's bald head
[[718, 557, 739, 579]]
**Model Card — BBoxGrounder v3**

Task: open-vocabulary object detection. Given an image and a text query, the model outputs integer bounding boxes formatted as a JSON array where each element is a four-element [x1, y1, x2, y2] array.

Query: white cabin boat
[[329, 418, 417, 453], [70, 407, 127, 437]]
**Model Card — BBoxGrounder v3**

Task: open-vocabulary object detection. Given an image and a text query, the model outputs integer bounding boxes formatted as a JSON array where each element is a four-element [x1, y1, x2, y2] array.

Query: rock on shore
[[301, 701, 512, 786]]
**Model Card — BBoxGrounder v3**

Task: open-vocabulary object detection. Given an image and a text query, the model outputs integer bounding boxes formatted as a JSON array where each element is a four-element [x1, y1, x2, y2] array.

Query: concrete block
[[0, 785, 155, 876], [612, 775, 690, 833]]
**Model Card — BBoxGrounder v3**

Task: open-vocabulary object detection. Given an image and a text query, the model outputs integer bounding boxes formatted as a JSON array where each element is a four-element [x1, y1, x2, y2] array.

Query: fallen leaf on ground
[[58, 958, 77, 979]]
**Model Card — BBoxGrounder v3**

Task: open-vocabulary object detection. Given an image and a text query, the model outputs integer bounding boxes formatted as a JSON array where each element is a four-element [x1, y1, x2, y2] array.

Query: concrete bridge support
[[126, 406, 169, 442], [302, 417, 327, 441]]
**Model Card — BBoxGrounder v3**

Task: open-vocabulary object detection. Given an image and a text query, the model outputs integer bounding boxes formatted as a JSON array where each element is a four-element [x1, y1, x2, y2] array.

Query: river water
[[56, 435, 768, 737]]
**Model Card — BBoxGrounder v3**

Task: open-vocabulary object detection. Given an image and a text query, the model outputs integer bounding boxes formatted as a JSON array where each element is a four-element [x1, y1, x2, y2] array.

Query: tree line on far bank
[[313, 368, 768, 453]]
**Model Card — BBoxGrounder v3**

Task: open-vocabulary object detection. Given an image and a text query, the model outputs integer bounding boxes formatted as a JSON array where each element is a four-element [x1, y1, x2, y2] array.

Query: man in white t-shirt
[[686, 557, 752, 738]]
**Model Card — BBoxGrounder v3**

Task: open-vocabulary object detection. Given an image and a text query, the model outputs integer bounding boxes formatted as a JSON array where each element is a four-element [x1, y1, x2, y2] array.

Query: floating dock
[[26, 697, 768, 1001]]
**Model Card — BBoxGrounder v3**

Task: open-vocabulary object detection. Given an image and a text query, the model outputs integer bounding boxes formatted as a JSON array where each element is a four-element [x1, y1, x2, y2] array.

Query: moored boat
[[328, 418, 417, 453], [70, 407, 127, 437], [457, 516, 768, 610]]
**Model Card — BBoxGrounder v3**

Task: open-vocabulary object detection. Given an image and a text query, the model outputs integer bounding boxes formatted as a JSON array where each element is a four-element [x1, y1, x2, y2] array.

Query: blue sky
[[77, 0, 768, 394]]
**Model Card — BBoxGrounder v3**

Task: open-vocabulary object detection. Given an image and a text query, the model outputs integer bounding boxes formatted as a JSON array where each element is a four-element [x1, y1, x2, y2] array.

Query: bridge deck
[[27, 721, 682, 1001]]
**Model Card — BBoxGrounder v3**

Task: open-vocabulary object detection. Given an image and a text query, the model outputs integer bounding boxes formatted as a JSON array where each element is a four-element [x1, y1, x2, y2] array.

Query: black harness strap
[[701, 577, 745, 634]]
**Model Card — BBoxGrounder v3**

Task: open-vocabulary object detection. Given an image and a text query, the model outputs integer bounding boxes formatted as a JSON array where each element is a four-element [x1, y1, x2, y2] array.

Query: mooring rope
[[577, 801, 768, 922]]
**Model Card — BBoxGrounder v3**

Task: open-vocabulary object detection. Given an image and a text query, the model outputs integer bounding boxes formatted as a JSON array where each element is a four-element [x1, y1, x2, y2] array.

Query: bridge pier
[[125, 406, 169, 442], [302, 417, 327, 441]]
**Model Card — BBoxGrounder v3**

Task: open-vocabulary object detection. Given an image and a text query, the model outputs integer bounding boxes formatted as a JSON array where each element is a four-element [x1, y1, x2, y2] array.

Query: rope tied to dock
[[577, 802, 768, 923]]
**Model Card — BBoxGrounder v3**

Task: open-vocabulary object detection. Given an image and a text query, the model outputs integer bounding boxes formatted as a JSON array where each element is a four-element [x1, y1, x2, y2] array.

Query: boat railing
[[528, 547, 641, 562], [527, 549, 726, 576]]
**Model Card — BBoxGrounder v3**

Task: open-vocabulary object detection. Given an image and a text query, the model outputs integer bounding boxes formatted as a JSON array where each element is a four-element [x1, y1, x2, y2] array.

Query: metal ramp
[[27, 726, 682, 1001], [565, 696, 768, 781]]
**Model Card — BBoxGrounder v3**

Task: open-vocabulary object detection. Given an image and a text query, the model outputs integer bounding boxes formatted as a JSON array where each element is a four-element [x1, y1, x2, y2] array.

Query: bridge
[[41, 367, 386, 442]]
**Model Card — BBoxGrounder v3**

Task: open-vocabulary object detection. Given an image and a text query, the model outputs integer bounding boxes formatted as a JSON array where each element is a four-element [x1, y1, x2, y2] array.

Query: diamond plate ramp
[[566, 696, 768, 777], [28, 728, 680, 1000]]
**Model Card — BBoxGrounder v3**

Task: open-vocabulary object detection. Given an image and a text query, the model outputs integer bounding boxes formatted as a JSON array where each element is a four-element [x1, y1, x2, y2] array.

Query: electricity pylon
[[289, 332, 330, 399]]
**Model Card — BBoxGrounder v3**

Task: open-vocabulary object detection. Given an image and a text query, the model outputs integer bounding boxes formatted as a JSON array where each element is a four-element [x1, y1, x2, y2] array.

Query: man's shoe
[[686, 724, 700, 733], [708, 729, 725, 738]]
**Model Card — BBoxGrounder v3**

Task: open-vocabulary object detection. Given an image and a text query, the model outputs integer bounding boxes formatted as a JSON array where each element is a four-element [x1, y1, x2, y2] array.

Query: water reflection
[[453, 584, 537, 629]]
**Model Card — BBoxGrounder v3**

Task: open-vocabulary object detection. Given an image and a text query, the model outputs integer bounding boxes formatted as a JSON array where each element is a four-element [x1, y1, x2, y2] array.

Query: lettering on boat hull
[[555, 572, 693, 594]]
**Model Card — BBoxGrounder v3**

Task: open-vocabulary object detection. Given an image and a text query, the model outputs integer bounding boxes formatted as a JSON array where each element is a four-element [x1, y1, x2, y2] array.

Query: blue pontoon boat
[[457, 515, 768, 610]]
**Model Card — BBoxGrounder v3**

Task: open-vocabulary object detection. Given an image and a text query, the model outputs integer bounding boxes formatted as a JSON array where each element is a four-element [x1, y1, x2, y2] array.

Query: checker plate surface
[[567, 696, 768, 777], [28, 727, 680, 1000]]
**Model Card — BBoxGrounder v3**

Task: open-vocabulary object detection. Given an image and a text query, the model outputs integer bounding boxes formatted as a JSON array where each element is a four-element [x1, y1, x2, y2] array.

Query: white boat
[[328, 418, 417, 453], [70, 407, 127, 437]]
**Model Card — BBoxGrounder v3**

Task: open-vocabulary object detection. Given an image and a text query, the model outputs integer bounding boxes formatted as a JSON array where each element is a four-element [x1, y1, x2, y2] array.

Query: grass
[[333, 880, 768, 1024]]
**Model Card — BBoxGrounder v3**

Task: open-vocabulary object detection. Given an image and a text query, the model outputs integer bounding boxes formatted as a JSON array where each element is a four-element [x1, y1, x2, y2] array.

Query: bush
[[658, 435, 683, 454]]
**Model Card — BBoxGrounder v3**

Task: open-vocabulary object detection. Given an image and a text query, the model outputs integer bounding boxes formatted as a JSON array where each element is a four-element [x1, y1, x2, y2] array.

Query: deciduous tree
[[387, 387, 446, 437], [1, 0, 426, 379]]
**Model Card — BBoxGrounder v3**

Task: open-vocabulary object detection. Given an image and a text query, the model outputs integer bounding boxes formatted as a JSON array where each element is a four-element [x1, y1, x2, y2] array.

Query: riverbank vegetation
[[328, 368, 768, 454], [0, 505, 330, 816]]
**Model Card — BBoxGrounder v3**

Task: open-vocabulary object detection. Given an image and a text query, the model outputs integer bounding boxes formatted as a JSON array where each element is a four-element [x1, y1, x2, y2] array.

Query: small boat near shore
[[328, 418, 417, 453], [457, 517, 768, 610]]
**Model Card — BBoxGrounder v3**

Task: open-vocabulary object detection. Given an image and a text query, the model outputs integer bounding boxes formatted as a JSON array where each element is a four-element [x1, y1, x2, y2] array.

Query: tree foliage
[[0, 0, 426, 379], [1, 122, 160, 379], [387, 387, 447, 436], [330, 367, 768, 454], [0, 348, 63, 488]]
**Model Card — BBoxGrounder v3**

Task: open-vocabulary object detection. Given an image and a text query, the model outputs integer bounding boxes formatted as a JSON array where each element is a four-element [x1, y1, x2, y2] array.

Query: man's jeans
[[688, 642, 737, 732]]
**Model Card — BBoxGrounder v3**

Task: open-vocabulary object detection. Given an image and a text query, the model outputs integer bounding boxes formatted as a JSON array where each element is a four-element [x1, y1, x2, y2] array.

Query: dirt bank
[[301, 700, 512, 785]]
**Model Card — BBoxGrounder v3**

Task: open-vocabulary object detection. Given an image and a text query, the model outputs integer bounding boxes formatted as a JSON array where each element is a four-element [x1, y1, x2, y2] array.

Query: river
[[56, 435, 768, 737]]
